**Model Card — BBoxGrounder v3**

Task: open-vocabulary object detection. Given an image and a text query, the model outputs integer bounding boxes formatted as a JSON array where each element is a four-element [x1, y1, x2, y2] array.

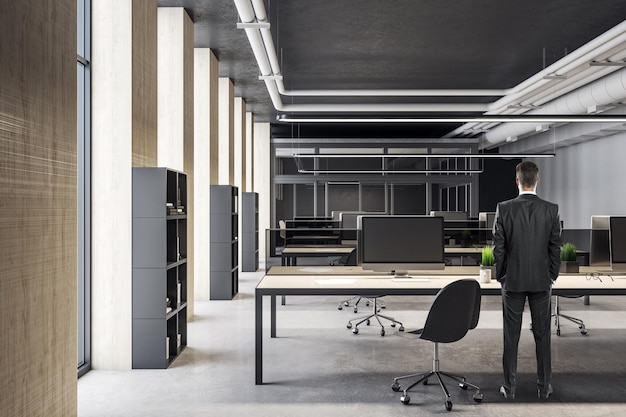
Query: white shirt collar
[[519, 190, 537, 195]]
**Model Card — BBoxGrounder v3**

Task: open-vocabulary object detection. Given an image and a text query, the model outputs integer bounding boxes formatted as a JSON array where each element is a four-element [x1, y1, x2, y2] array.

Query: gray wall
[[532, 132, 626, 230]]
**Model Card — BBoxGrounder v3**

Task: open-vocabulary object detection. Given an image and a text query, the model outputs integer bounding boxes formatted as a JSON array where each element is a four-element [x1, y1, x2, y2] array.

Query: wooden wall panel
[[209, 54, 220, 185], [0, 0, 77, 416], [183, 11, 195, 317], [132, 0, 158, 167]]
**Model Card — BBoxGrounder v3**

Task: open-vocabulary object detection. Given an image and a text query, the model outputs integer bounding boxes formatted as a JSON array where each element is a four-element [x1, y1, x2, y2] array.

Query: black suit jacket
[[493, 194, 562, 292]]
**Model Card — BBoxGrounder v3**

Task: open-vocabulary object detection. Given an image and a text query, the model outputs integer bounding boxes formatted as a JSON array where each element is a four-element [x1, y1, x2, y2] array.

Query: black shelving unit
[[132, 167, 187, 368], [242, 192, 259, 272], [210, 185, 239, 299]]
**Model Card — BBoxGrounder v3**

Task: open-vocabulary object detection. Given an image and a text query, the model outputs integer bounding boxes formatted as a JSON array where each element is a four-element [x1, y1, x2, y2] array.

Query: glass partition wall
[[269, 139, 483, 268]]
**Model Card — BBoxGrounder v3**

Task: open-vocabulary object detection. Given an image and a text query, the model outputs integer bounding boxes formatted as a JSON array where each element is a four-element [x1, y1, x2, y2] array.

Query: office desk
[[281, 245, 355, 266], [445, 247, 483, 265], [255, 270, 626, 384]]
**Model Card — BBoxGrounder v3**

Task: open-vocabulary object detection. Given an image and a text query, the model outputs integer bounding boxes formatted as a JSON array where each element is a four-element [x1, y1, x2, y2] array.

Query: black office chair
[[346, 295, 401, 336], [552, 295, 588, 336], [330, 248, 357, 266], [391, 279, 483, 412], [331, 250, 386, 312]]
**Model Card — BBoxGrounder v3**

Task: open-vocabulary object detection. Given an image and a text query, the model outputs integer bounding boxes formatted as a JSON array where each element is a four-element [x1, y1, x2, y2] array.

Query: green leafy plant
[[481, 246, 495, 266], [561, 242, 577, 262]]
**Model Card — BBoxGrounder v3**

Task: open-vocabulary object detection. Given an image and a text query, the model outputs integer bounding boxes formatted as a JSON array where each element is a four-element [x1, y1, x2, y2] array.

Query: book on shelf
[[166, 306, 173, 314]]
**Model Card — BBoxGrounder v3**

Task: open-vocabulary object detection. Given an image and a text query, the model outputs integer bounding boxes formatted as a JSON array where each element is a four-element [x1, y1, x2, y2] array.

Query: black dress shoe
[[500, 385, 515, 400], [538, 384, 553, 399]]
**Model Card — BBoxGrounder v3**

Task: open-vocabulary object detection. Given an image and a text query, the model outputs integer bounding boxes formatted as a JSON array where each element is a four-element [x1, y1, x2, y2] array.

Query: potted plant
[[480, 246, 496, 282], [461, 229, 472, 247], [560, 242, 579, 273]]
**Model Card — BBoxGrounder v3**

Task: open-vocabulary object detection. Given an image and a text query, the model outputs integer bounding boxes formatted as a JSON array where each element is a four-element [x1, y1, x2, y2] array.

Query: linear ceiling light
[[589, 60, 626, 66], [236, 22, 271, 29], [297, 169, 484, 174], [292, 153, 554, 159], [277, 115, 626, 123]]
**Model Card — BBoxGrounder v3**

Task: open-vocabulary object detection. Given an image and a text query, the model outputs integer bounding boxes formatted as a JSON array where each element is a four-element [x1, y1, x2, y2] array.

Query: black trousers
[[501, 289, 552, 394]]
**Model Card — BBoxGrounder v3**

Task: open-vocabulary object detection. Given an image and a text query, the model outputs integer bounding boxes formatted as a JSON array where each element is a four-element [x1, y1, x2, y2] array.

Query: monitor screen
[[609, 216, 626, 269], [359, 215, 445, 275]]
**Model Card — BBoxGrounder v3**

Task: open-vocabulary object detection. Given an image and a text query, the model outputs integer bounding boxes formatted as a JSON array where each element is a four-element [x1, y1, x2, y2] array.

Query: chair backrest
[[279, 219, 287, 239], [344, 248, 357, 266], [420, 279, 481, 344]]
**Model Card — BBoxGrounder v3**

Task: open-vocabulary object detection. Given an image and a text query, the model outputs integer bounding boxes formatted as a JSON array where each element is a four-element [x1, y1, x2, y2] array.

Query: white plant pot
[[479, 267, 492, 283]]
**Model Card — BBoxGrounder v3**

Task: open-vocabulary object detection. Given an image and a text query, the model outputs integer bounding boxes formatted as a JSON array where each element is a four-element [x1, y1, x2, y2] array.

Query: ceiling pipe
[[234, 0, 626, 117], [479, 67, 626, 148]]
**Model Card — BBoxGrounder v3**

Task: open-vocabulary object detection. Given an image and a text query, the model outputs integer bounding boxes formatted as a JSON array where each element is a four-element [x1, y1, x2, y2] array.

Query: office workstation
[[257, 214, 626, 388], [8, 1, 626, 417]]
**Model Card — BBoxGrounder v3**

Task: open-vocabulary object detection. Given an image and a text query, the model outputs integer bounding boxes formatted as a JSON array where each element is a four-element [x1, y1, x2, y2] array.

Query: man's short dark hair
[[516, 161, 539, 188]]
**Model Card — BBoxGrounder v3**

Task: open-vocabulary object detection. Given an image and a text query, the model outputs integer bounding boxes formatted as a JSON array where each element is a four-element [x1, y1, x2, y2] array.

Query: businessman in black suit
[[493, 161, 562, 400]]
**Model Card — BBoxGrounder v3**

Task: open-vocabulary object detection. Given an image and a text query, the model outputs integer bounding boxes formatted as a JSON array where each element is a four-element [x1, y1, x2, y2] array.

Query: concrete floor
[[78, 264, 626, 416]]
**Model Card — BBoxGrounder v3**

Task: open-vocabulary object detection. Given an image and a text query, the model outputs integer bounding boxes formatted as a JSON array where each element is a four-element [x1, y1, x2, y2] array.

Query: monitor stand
[[390, 270, 430, 282]]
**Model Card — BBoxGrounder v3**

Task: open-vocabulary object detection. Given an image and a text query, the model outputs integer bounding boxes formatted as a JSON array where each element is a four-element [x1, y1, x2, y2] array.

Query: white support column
[[234, 97, 246, 191], [91, 0, 135, 370], [218, 77, 234, 185], [254, 122, 271, 267], [158, 7, 194, 315], [234, 97, 246, 265], [245, 112, 255, 192], [194, 48, 219, 301], [158, 7, 192, 171]]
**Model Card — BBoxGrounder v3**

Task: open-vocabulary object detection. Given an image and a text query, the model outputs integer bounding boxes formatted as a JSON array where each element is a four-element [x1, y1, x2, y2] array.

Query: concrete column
[[193, 48, 219, 300], [92, 0, 158, 370], [234, 97, 246, 191], [158, 6, 195, 316], [218, 77, 235, 185], [245, 112, 255, 192], [253, 122, 271, 267]]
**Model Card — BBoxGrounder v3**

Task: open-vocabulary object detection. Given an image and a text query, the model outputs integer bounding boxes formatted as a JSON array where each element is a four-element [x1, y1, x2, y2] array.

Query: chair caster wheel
[[423, 378, 429, 385], [391, 382, 401, 392], [338, 306, 343, 310], [366, 319, 370, 326], [556, 329, 561, 336], [390, 323, 396, 328], [473, 392, 483, 402], [400, 395, 410, 405], [399, 326, 405, 332], [380, 329, 385, 336], [344, 301, 349, 307], [459, 382, 468, 390], [346, 323, 352, 329], [353, 328, 359, 334], [365, 301, 370, 306], [445, 400, 453, 411], [580, 327, 588, 335], [353, 308, 358, 313]]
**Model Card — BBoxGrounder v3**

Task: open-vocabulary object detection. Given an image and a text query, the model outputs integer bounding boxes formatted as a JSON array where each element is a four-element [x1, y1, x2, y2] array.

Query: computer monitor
[[359, 215, 445, 276], [609, 216, 626, 271]]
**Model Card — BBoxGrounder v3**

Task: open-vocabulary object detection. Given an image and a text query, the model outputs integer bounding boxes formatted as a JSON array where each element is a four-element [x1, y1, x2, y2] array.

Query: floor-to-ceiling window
[[77, 0, 91, 377]]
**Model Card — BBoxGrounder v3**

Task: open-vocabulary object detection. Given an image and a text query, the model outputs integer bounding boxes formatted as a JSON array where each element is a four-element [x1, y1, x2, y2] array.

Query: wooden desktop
[[255, 266, 626, 384]]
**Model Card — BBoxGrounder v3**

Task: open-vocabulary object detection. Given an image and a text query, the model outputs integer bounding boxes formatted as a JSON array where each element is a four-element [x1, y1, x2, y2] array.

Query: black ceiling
[[157, 0, 626, 138]]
